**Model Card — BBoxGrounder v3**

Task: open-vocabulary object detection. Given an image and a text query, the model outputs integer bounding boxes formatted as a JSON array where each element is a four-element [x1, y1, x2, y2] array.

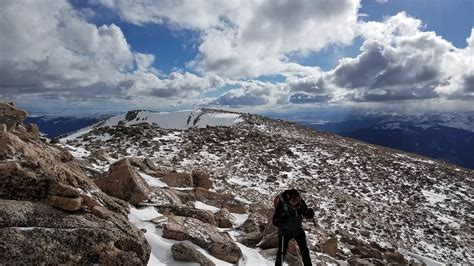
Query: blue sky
[[0, 0, 473, 114]]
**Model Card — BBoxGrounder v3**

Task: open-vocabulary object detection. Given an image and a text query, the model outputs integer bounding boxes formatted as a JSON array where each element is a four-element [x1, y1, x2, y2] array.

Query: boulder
[[171, 243, 215, 266], [322, 238, 338, 257], [238, 212, 267, 233], [192, 169, 213, 189], [48, 196, 82, 212], [0, 200, 150, 265], [0, 102, 27, 131], [194, 188, 247, 214], [215, 208, 234, 228], [160, 172, 193, 187], [95, 159, 150, 205], [162, 216, 242, 263], [0, 124, 6, 132]]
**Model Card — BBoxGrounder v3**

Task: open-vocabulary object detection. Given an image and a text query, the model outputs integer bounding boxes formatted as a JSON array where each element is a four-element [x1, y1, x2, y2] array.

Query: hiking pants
[[275, 229, 312, 266]]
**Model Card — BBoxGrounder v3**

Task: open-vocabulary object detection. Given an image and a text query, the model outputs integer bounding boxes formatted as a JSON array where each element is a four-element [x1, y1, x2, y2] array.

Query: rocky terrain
[[1, 104, 472, 265], [58, 108, 473, 265], [0, 102, 150, 264]]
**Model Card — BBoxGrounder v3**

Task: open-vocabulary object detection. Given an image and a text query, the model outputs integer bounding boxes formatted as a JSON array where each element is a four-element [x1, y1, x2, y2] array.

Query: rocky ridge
[[61, 109, 473, 264]]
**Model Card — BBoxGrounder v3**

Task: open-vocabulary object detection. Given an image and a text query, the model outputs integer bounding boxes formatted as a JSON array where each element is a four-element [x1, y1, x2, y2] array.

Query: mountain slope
[[62, 109, 473, 264]]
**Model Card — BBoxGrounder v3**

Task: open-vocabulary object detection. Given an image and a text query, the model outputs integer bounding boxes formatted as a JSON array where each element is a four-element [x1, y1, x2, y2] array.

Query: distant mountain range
[[298, 112, 474, 170], [25, 113, 113, 138]]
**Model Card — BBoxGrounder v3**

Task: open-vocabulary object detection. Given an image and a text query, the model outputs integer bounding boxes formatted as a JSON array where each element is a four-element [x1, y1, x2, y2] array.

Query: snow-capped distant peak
[[100, 109, 243, 130]]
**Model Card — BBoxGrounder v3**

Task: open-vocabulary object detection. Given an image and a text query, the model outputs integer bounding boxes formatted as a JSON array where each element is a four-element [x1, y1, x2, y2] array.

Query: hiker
[[272, 188, 315, 266]]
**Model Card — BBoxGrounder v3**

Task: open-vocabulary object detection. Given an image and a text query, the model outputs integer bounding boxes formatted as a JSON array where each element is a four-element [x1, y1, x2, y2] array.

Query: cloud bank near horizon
[[0, 0, 472, 112]]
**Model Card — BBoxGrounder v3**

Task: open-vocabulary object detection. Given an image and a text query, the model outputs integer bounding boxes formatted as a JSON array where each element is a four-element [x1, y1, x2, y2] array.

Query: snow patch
[[140, 172, 168, 187], [194, 201, 221, 213]]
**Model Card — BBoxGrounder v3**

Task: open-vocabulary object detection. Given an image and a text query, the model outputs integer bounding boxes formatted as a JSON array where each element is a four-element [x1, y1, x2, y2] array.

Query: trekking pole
[[312, 217, 317, 228], [281, 235, 285, 264]]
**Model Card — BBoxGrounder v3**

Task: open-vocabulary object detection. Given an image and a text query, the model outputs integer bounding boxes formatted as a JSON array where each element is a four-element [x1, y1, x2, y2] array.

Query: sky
[[0, 0, 473, 114]]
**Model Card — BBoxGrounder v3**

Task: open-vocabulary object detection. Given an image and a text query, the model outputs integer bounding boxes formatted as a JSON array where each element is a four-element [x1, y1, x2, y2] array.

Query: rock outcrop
[[0, 105, 150, 265], [0, 102, 27, 131], [0, 200, 149, 265]]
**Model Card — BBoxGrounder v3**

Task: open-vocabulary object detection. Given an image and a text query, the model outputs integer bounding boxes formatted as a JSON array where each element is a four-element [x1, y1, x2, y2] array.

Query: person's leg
[[275, 234, 292, 266], [294, 230, 312, 266]]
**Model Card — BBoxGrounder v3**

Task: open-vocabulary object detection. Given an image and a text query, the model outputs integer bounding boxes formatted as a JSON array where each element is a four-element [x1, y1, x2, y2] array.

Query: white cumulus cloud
[[95, 0, 361, 78]]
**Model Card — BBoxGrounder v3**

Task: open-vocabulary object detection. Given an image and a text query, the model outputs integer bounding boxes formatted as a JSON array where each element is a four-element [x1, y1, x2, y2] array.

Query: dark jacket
[[272, 190, 314, 236]]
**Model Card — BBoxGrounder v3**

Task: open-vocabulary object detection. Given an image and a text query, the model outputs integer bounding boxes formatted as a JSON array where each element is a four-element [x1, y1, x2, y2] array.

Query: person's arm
[[272, 199, 285, 227], [300, 200, 315, 219]]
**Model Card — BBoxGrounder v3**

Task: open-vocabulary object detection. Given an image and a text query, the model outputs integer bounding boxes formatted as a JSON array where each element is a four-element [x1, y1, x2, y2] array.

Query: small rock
[[322, 238, 338, 257]]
